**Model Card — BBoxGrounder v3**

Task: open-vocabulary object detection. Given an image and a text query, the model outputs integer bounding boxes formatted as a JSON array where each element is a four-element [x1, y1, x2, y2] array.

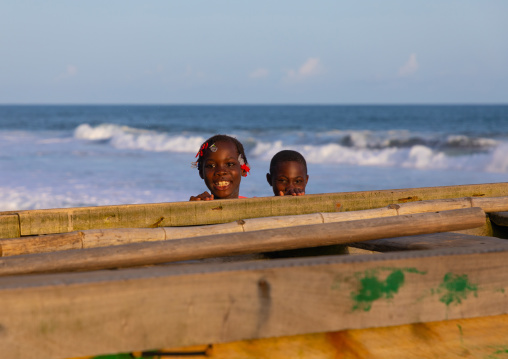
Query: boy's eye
[[295, 180, 302, 184], [277, 179, 288, 184]]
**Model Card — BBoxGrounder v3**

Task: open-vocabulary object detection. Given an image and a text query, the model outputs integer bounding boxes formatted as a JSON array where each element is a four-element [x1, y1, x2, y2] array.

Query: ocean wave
[[74, 123, 205, 153], [0, 184, 190, 211], [321, 130, 498, 152], [251, 140, 506, 173], [70, 123, 506, 173]]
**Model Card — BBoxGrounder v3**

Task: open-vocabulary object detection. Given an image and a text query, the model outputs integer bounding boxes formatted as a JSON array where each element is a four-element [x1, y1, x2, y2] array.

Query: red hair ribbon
[[195, 142, 209, 158], [241, 163, 250, 176]]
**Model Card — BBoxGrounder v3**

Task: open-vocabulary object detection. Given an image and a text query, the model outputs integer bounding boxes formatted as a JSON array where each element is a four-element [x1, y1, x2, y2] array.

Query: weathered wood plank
[[489, 211, 508, 227], [97, 314, 508, 359], [0, 208, 486, 276], [0, 214, 20, 241], [2, 245, 508, 359], [5, 196, 508, 256], [2, 182, 507, 238], [351, 232, 508, 252]]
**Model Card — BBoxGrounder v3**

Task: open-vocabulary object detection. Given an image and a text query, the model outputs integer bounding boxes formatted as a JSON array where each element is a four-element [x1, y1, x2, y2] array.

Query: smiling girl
[[190, 135, 250, 201]]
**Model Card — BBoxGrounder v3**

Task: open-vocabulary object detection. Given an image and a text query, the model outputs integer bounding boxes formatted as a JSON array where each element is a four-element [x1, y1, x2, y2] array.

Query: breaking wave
[[73, 123, 507, 173]]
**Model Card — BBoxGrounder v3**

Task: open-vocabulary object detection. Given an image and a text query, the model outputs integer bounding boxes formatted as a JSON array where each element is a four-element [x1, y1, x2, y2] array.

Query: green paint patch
[[349, 267, 425, 312], [486, 346, 508, 359], [438, 273, 478, 306]]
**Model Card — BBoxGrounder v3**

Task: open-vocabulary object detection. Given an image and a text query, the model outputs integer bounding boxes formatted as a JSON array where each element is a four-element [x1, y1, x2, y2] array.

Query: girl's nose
[[215, 165, 227, 175]]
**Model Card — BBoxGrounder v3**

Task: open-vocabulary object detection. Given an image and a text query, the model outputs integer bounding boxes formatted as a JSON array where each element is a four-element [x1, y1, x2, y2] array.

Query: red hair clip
[[195, 142, 209, 158]]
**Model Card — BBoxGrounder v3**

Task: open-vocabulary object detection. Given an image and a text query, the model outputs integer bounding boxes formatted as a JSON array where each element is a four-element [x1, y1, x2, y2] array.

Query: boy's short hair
[[196, 134, 248, 173], [269, 150, 307, 174]]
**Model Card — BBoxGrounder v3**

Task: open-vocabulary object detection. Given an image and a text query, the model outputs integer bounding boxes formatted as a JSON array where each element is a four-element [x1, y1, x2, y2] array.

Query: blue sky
[[1, 1, 507, 104]]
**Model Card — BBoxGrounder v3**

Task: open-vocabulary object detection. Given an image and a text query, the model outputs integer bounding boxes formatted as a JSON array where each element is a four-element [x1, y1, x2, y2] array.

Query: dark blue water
[[1, 105, 507, 210]]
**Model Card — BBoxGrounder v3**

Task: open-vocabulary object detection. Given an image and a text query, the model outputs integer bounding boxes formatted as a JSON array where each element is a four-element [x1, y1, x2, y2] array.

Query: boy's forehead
[[274, 161, 307, 175]]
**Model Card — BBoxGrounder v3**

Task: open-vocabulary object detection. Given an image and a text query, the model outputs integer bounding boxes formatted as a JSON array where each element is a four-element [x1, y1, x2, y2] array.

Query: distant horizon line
[[1, 103, 507, 106]]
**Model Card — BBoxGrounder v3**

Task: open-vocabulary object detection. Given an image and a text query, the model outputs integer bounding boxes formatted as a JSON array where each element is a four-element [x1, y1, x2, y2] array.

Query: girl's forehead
[[204, 141, 238, 159]]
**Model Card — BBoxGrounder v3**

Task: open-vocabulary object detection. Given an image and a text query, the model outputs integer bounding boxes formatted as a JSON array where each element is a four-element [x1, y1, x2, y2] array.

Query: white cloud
[[398, 53, 419, 77], [145, 65, 164, 75], [66, 65, 77, 76], [249, 68, 269, 79], [184, 65, 204, 79], [285, 57, 322, 81], [55, 65, 77, 81]]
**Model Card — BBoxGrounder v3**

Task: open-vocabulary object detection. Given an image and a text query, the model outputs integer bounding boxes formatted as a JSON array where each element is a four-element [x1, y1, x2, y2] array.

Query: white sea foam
[[250, 139, 505, 173], [486, 143, 508, 173], [74, 123, 205, 153]]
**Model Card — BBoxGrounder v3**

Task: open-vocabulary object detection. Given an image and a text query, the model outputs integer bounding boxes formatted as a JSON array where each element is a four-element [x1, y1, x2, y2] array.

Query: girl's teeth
[[216, 181, 230, 187]]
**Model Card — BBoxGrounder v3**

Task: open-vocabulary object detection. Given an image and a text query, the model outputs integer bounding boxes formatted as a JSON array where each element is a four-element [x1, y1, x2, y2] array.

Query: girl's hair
[[269, 150, 307, 174], [195, 134, 248, 173]]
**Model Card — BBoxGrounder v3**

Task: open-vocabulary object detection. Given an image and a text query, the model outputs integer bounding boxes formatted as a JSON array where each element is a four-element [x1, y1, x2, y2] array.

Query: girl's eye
[[206, 163, 215, 168], [227, 162, 235, 167]]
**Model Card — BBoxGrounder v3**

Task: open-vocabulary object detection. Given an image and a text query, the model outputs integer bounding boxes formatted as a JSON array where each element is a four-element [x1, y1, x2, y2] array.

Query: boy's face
[[200, 141, 245, 199], [267, 161, 309, 196]]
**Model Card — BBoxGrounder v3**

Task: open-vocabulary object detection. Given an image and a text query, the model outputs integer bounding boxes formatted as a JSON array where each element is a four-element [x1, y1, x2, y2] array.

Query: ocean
[[0, 105, 507, 211]]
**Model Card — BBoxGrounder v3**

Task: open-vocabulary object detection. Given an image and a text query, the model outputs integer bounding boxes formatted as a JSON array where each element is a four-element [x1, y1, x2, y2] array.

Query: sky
[[1, 1, 507, 104]]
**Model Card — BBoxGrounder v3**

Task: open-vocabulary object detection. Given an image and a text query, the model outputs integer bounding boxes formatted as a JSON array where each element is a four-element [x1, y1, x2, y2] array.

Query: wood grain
[[3, 195, 506, 256], [2, 243, 508, 358], [1, 182, 506, 238], [0, 208, 486, 276], [351, 232, 508, 252]]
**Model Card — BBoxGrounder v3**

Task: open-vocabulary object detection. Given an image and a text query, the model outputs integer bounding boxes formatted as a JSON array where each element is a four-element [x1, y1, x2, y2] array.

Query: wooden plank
[[351, 232, 508, 252], [5, 195, 508, 256], [0, 208, 486, 276], [2, 245, 508, 358], [91, 314, 508, 359], [178, 314, 508, 359], [489, 211, 508, 227], [0, 214, 20, 240], [2, 182, 506, 238]]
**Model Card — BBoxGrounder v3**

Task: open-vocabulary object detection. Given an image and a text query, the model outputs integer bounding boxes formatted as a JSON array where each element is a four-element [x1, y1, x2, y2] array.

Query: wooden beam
[[489, 211, 508, 227], [0, 208, 486, 276], [2, 244, 508, 358], [0, 214, 20, 241], [0, 182, 506, 238], [117, 314, 508, 359], [351, 232, 508, 252], [4, 195, 508, 256]]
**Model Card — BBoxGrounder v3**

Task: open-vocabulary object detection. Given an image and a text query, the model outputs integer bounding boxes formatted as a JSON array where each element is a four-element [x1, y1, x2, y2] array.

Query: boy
[[266, 150, 309, 196], [265, 150, 347, 258]]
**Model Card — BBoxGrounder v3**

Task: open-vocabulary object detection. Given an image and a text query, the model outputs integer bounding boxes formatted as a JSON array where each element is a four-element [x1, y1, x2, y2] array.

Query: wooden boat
[[1, 182, 508, 359]]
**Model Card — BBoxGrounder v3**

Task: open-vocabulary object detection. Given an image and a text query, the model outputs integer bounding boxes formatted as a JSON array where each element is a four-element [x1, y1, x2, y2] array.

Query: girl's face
[[200, 141, 244, 199]]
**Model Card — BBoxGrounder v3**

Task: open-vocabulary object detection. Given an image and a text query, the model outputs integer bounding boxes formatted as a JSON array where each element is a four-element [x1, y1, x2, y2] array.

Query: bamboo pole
[[2, 182, 507, 239], [0, 207, 486, 276], [1, 196, 505, 257]]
